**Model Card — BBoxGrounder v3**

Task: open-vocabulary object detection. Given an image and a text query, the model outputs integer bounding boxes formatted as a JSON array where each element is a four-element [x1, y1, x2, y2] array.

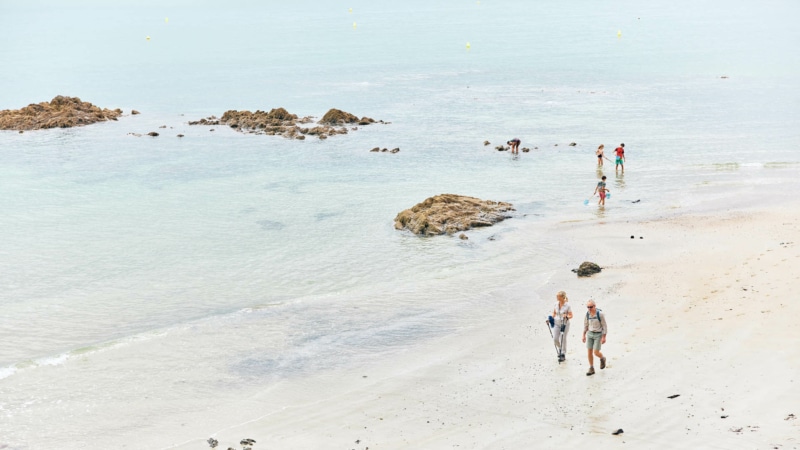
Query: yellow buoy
[[353, 22, 357, 29], [466, 42, 471, 49], [348, 7, 352, 13], [146, 35, 151, 41], [617, 30, 622, 37], [165, 17, 168, 23]]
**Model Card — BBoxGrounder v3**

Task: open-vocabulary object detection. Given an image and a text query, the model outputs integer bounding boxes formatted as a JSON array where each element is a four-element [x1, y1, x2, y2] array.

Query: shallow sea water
[[1, 0, 799, 448]]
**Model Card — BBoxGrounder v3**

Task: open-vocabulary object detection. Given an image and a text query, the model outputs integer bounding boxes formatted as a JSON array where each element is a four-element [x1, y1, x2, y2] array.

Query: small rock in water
[[612, 429, 624, 435], [207, 437, 219, 448], [569, 142, 577, 146], [131, 110, 140, 115], [667, 394, 680, 399], [390, 148, 400, 153], [522, 147, 530, 152], [158, 125, 166, 128], [147, 131, 159, 137], [177, 134, 184, 138], [484, 140, 490, 146], [370, 147, 380, 152], [381, 148, 388, 152], [630, 235, 635, 239], [459, 233, 468, 240]]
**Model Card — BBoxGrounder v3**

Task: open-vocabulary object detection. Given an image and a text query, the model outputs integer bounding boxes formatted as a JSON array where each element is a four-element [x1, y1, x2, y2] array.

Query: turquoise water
[[1, 1, 800, 448]]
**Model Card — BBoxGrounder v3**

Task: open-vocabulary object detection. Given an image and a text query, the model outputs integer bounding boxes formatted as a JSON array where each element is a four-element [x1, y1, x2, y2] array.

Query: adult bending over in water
[[507, 138, 520, 154]]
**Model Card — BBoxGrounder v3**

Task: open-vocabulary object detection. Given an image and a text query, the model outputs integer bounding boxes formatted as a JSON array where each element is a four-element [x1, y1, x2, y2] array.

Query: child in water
[[593, 175, 610, 206]]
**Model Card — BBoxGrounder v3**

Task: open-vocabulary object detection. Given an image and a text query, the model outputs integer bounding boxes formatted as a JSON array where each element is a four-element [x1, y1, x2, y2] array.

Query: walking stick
[[546, 316, 560, 358]]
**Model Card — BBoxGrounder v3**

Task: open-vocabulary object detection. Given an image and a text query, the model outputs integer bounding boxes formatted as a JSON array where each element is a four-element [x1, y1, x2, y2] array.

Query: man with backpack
[[582, 299, 608, 376]]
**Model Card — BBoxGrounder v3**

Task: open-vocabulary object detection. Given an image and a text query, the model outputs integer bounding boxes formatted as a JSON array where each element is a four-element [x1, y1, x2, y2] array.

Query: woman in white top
[[551, 290, 573, 361]]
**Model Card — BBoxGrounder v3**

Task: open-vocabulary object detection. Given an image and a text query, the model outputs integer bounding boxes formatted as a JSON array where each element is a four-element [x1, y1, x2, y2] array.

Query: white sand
[[178, 205, 800, 450]]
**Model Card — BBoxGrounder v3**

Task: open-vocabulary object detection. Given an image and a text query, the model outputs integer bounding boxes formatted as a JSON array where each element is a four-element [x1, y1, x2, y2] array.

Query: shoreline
[[179, 200, 800, 450]]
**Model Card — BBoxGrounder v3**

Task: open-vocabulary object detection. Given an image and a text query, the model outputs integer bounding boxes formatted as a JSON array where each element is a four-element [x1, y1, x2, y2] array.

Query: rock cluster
[[394, 194, 515, 236], [0, 96, 123, 130], [370, 147, 400, 153], [189, 107, 381, 140], [573, 261, 602, 277]]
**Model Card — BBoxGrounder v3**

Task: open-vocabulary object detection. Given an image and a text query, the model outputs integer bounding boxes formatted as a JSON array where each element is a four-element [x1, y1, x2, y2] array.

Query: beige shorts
[[586, 331, 603, 350]]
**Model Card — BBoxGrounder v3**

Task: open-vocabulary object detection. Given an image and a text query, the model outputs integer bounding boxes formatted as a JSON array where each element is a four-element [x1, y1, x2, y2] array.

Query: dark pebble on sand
[[668, 394, 680, 399], [612, 429, 624, 435], [631, 235, 635, 239]]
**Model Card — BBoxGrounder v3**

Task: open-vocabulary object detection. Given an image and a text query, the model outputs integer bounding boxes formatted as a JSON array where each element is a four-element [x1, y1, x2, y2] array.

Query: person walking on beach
[[596, 144, 611, 167], [593, 175, 609, 206], [582, 300, 607, 376], [507, 138, 520, 154], [548, 290, 573, 362], [614, 143, 625, 173]]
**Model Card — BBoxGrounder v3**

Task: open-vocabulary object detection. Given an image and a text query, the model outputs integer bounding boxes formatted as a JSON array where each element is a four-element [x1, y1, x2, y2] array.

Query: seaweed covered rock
[[573, 261, 602, 277], [319, 108, 358, 125], [394, 194, 515, 236], [0, 96, 123, 130]]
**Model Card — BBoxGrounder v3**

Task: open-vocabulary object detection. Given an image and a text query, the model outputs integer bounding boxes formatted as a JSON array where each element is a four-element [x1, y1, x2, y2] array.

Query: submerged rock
[[394, 194, 515, 236], [0, 96, 123, 131]]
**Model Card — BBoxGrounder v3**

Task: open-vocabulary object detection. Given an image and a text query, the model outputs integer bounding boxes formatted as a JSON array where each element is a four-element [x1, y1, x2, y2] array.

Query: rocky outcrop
[[189, 107, 382, 140], [319, 108, 376, 126], [394, 194, 515, 236], [573, 261, 602, 277], [0, 96, 123, 130]]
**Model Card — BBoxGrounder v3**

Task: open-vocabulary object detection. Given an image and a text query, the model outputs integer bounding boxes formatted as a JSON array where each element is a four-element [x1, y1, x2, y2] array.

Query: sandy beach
[[179, 203, 800, 450]]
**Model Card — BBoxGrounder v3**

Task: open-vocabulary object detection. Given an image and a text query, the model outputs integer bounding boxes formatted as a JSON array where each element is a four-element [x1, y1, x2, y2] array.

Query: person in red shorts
[[593, 175, 609, 206], [614, 143, 625, 173]]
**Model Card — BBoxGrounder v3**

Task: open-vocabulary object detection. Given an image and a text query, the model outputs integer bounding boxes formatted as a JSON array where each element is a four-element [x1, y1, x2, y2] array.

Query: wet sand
[[177, 203, 800, 450]]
